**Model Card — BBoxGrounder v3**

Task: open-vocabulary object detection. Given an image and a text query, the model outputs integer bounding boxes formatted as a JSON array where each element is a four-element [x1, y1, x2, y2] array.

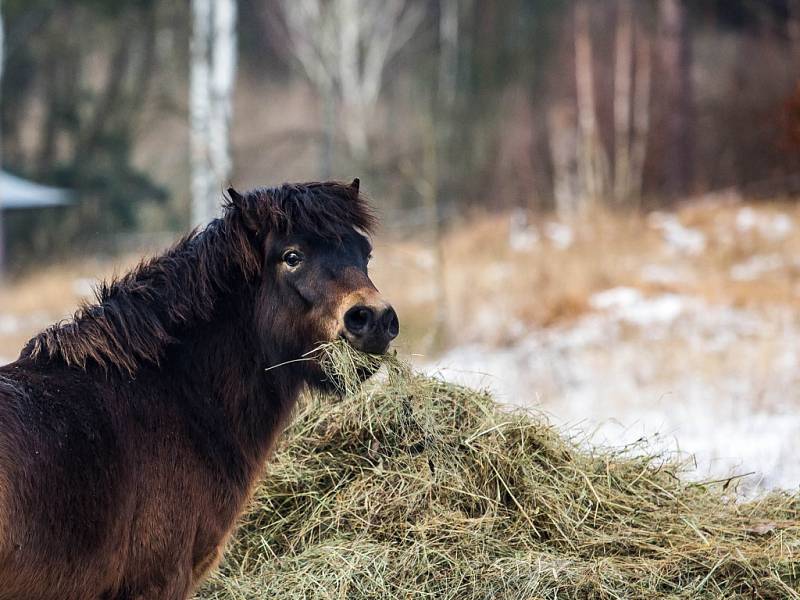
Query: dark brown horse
[[0, 180, 398, 599]]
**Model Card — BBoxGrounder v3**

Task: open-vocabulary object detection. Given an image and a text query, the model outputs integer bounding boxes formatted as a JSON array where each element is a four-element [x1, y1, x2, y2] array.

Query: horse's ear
[[227, 187, 260, 232], [227, 187, 245, 207], [350, 178, 360, 193]]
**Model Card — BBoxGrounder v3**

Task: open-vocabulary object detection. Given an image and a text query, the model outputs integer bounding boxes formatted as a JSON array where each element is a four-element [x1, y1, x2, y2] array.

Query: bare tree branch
[[279, 0, 424, 161]]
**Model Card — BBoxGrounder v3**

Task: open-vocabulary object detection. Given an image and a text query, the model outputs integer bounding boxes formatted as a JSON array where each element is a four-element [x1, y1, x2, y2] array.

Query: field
[[1, 199, 799, 493]]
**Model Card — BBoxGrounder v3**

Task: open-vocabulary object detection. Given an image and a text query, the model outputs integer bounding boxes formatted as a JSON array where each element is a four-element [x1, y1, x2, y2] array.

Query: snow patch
[[648, 212, 706, 255], [730, 254, 785, 281], [426, 293, 800, 492], [508, 210, 539, 251], [639, 263, 690, 285], [736, 207, 793, 241], [589, 287, 689, 326], [544, 222, 574, 249]]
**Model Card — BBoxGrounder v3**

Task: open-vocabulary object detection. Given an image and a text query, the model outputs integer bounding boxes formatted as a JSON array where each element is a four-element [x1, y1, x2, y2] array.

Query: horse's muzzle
[[342, 302, 399, 354]]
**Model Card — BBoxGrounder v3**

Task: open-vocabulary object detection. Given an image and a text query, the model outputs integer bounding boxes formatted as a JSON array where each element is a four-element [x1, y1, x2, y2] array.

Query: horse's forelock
[[225, 180, 376, 240]]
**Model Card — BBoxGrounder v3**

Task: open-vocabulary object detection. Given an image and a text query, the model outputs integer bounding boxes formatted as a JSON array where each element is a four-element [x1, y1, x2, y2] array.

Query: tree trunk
[[789, 0, 800, 71], [76, 33, 133, 158], [336, 0, 368, 160], [658, 0, 692, 199], [320, 88, 335, 179], [38, 6, 81, 173], [548, 103, 580, 219], [0, 0, 5, 277], [427, 0, 459, 350], [37, 41, 59, 173], [190, 0, 237, 228], [629, 27, 651, 204], [281, 0, 423, 167], [129, 7, 158, 129], [208, 0, 237, 205], [574, 1, 608, 210], [613, 0, 633, 203]]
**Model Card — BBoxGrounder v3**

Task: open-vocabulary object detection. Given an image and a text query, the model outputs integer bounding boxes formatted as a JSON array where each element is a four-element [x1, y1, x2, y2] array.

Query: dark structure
[[0, 180, 398, 600]]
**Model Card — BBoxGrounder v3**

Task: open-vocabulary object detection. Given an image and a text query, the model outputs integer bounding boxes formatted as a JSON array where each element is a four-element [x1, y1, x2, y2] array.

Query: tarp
[[0, 170, 72, 209]]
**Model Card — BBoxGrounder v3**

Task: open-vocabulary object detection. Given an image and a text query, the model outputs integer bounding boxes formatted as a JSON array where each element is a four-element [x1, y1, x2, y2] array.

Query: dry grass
[[371, 200, 800, 352], [196, 340, 800, 599], [0, 257, 131, 356]]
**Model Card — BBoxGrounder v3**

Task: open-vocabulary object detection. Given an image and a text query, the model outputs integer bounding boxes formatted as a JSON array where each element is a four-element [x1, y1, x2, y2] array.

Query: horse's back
[[0, 359, 129, 599]]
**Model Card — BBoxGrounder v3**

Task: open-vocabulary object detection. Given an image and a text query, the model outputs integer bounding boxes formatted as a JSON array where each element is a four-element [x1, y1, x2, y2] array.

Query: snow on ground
[[735, 207, 793, 240], [544, 221, 574, 249], [648, 212, 707, 255], [730, 254, 786, 281], [426, 287, 800, 494]]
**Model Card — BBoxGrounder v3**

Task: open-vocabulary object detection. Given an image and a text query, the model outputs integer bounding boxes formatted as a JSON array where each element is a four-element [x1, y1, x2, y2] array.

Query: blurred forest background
[[2, 0, 799, 260]]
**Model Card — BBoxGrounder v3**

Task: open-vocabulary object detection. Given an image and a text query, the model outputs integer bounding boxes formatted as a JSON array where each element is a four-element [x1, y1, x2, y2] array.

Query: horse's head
[[227, 180, 398, 388]]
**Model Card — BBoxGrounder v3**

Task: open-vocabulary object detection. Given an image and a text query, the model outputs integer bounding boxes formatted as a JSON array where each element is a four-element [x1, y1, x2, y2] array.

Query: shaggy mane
[[21, 180, 375, 375], [228, 180, 376, 239]]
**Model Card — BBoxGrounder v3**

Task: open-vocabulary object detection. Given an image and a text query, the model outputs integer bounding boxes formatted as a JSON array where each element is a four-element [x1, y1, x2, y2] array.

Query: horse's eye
[[282, 250, 303, 268]]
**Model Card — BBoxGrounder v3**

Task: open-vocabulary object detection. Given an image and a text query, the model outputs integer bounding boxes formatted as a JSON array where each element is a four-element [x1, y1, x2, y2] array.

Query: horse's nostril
[[344, 305, 374, 335], [381, 306, 399, 340]]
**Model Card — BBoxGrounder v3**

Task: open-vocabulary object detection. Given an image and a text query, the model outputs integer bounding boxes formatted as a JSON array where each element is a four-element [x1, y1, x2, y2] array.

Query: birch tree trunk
[[190, 0, 237, 228], [0, 0, 5, 276]]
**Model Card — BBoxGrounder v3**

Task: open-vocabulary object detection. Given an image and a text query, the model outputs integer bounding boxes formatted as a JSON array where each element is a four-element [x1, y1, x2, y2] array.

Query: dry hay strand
[[199, 340, 800, 599]]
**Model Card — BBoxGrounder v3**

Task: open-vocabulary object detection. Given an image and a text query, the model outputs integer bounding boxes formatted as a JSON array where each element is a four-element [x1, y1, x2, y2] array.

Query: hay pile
[[198, 343, 800, 599]]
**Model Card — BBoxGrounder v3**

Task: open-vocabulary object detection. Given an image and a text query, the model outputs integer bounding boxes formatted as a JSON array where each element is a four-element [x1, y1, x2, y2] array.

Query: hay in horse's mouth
[[263, 339, 400, 395], [315, 339, 403, 396], [207, 351, 800, 599]]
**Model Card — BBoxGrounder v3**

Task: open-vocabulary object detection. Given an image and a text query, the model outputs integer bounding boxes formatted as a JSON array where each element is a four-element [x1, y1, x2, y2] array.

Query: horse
[[0, 179, 398, 599]]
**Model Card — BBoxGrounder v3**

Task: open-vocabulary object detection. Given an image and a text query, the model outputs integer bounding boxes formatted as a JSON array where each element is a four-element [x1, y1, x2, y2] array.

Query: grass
[[371, 202, 800, 352], [197, 340, 800, 599]]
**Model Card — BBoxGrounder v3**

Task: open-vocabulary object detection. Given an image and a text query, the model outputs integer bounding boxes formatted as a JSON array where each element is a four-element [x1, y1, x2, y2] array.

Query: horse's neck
[[164, 291, 301, 468]]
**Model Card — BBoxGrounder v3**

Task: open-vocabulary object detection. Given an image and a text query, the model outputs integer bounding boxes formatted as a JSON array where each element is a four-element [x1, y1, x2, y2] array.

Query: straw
[[198, 340, 800, 599]]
